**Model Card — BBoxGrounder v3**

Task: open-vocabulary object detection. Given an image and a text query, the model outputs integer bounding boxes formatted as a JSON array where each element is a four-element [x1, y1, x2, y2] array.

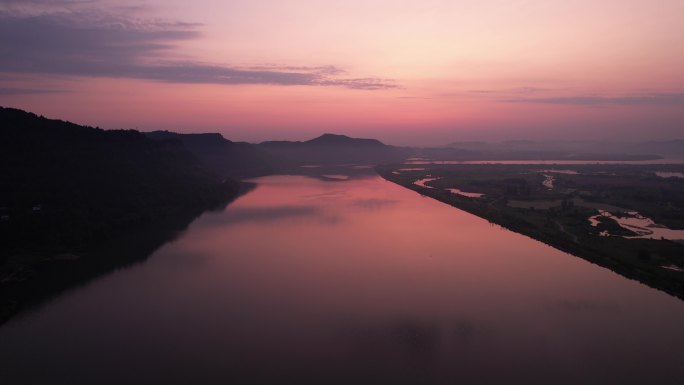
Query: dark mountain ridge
[[145, 130, 274, 178], [0, 106, 412, 324], [1, 106, 681, 326], [259, 133, 408, 166], [438, 139, 676, 160], [0, 107, 241, 324], [0, 107, 237, 254], [305, 133, 385, 146]]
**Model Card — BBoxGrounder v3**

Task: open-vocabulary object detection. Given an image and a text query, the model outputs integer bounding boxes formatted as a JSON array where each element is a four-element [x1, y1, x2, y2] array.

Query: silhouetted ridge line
[[258, 133, 408, 166], [305, 133, 385, 146], [0, 106, 242, 325], [145, 130, 274, 178]]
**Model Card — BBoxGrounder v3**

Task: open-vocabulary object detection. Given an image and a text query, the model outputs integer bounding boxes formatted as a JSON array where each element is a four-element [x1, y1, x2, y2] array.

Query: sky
[[1, 0, 683, 145]]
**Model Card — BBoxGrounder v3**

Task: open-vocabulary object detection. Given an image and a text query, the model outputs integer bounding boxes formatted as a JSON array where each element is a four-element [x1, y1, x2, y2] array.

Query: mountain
[[144, 132, 406, 177], [259, 133, 408, 166], [0, 108, 411, 324], [0, 107, 241, 257], [145, 131, 273, 178], [305, 133, 385, 146], [632, 140, 684, 158], [0, 107, 243, 322], [432, 140, 664, 161]]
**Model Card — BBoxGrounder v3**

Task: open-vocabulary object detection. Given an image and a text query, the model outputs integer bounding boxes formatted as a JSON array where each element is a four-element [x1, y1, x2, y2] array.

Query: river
[[1, 174, 683, 384]]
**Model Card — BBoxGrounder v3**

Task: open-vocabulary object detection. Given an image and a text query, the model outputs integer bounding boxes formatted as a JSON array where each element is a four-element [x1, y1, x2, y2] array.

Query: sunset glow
[[1, 0, 683, 144]]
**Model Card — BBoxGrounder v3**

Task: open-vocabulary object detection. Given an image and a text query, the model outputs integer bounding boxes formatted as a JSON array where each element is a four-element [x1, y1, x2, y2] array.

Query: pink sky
[[1, 0, 683, 145]]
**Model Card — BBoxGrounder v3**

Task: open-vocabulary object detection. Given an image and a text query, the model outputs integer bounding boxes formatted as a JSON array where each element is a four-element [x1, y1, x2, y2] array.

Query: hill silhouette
[[0, 107, 238, 257], [146, 131, 273, 178], [0, 107, 241, 323], [305, 133, 385, 146], [259, 133, 407, 166], [0, 107, 410, 324]]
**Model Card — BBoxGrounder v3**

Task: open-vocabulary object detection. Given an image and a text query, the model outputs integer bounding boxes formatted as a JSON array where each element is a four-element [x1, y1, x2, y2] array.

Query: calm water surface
[[406, 159, 684, 165], [2, 174, 684, 384]]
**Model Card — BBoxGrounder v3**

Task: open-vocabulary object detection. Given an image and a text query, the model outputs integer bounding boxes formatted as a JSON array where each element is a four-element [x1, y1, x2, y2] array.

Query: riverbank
[[0, 182, 255, 326], [377, 164, 684, 301]]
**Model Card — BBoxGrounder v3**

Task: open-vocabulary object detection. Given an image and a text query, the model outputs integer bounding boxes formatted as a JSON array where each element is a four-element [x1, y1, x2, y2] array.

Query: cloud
[[318, 77, 399, 90], [127, 63, 322, 86], [503, 93, 684, 106], [0, 87, 64, 95], [467, 87, 553, 95], [437, 87, 555, 99], [467, 90, 496, 94], [0, 8, 201, 72], [0, 4, 397, 90], [0, 0, 93, 5], [242, 65, 345, 76]]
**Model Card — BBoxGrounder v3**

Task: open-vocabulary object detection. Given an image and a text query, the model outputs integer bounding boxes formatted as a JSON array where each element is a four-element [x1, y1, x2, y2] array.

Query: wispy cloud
[[503, 93, 684, 106], [0, 87, 64, 95], [468, 87, 551, 95], [318, 78, 399, 90], [0, 0, 96, 5], [0, 3, 397, 90], [438, 86, 556, 99], [242, 65, 346, 76]]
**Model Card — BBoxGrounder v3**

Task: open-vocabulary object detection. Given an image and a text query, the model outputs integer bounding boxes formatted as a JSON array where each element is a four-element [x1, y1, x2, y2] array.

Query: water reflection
[[588, 209, 684, 241], [1, 174, 684, 384], [547, 299, 623, 314], [447, 188, 485, 198], [202, 205, 322, 225], [351, 198, 400, 209], [414, 177, 439, 188], [406, 159, 684, 165], [655, 171, 684, 178]]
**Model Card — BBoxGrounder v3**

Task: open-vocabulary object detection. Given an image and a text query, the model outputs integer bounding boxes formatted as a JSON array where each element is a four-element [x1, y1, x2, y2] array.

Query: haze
[[1, 0, 683, 145]]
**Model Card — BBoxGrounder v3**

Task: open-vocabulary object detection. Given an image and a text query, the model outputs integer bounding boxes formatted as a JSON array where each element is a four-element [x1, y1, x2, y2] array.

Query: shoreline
[[0, 182, 255, 327], [377, 166, 684, 302]]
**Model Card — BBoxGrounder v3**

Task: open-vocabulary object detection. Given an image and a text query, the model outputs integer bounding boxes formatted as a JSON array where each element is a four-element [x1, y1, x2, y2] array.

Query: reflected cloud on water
[[350, 198, 400, 210], [202, 205, 340, 226], [546, 299, 623, 314]]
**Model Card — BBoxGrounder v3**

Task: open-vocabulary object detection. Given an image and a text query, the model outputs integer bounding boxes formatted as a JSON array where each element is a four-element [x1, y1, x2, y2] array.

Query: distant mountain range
[[635, 140, 684, 158], [258, 133, 408, 166], [0, 106, 412, 323], [0, 107, 246, 323], [1, 106, 683, 325], [0, 107, 409, 261], [304, 133, 385, 146], [144, 131, 408, 176], [0, 107, 239, 258], [437, 139, 683, 160], [145, 130, 274, 178], [1, 105, 682, 262]]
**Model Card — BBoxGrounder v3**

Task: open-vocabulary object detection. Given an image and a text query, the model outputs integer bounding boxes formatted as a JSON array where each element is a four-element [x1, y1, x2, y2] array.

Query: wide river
[[2, 174, 684, 384]]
